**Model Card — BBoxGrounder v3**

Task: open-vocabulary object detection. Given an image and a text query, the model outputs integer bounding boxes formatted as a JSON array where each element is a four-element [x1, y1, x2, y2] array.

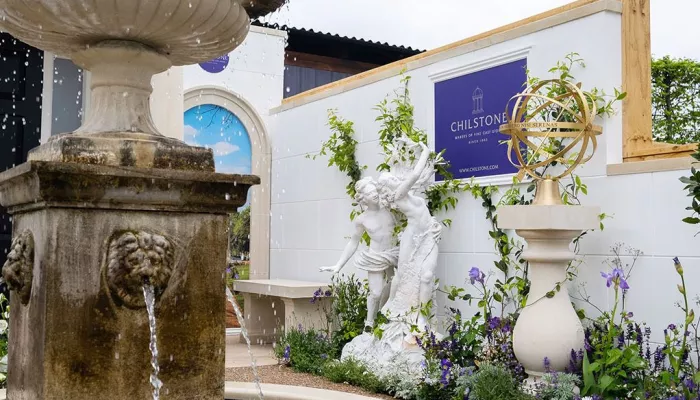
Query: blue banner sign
[[434, 58, 527, 180]]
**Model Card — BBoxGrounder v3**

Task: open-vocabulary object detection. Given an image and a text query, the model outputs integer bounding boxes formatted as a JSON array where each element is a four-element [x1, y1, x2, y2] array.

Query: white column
[[498, 205, 599, 386]]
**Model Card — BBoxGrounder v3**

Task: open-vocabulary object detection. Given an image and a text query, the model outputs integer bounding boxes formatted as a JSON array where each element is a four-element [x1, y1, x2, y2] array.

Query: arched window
[[184, 104, 253, 209], [183, 87, 271, 283]]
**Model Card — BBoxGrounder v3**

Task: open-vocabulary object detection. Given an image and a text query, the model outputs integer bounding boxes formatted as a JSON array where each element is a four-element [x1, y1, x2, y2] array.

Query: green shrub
[[322, 358, 385, 393], [455, 363, 533, 400], [329, 274, 368, 354], [274, 327, 336, 375], [533, 373, 581, 400]]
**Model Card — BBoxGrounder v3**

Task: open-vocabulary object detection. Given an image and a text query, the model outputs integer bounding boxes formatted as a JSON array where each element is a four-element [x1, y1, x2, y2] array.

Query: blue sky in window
[[184, 104, 252, 208]]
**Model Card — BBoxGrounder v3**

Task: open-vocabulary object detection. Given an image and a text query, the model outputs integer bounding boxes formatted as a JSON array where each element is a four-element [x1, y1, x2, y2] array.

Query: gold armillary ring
[[499, 79, 603, 182]]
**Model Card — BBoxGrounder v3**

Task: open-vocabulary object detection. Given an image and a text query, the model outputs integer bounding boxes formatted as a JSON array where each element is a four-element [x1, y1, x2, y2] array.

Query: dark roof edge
[[251, 21, 425, 55]]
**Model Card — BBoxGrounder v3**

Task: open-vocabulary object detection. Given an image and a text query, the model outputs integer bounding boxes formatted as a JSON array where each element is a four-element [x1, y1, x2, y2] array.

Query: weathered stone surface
[[0, 161, 258, 214], [0, 161, 258, 400], [29, 132, 216, 171]]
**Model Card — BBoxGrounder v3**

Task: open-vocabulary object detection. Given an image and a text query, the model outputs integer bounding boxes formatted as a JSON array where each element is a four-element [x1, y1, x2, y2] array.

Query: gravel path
[[226, 365, 395, 399]]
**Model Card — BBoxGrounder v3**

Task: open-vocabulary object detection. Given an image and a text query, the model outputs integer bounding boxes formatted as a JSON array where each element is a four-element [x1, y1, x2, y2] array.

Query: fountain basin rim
[[0, 382, 379, 400], [0, 0, 251, 65], [225, 381, 379, 400]]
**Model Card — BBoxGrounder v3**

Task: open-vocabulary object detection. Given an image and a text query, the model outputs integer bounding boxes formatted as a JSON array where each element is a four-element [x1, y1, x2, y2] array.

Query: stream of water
[[226, 286, 264, 399], [143, 284, 162, 400]]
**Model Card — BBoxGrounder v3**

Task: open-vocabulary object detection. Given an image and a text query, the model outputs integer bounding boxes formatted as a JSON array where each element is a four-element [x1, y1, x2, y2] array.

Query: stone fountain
[[0, 1, 286, 399]]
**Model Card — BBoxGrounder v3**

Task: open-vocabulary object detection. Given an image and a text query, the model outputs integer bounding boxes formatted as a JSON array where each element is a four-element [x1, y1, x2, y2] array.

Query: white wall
[[182, 25, 287, 131], [152, 67, 184, 140], [268, 7, 699, 342]]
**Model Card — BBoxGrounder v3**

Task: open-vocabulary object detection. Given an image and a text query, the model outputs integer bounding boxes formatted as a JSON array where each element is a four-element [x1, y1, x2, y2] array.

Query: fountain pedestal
[[498, 204, 599, 387], [0, 161, 257, 399]]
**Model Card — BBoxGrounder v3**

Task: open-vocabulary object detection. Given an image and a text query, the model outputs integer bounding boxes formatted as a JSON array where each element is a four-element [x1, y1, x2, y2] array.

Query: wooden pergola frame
[[622, 0, 697, 162]]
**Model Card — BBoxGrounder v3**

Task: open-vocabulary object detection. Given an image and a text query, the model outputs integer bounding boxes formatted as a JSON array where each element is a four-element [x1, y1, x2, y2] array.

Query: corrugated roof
[[251, 21, 425, 55]]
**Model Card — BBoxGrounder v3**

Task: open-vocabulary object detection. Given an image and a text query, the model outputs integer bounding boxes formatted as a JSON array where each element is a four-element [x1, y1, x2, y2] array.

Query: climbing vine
[[681, 144, 700, 231], [307, 109, 366, 202], [309, 72, 470, 230], [375, 74, 468, 224]]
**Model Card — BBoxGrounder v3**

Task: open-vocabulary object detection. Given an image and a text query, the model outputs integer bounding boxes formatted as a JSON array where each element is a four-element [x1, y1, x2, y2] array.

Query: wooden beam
[[285, 51, 380, 75], [622, 0, 654, 159]]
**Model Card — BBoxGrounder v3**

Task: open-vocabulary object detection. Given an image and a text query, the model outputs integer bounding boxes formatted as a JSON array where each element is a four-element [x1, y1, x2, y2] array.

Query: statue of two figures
[[321, 138, 442, 377]]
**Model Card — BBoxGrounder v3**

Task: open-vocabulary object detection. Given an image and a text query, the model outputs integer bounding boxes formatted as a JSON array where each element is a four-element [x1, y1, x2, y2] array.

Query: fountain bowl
[[0, 0, 250, 66]]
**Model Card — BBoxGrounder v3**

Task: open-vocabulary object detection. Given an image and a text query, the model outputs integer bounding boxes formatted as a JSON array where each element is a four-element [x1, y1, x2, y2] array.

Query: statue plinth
[[0, 161, 257, 399], [498, 204, 599, 387]]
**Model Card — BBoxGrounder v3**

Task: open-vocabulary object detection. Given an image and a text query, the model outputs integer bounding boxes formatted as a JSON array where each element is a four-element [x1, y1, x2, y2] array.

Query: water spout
[[226, 286, 264, 399], [143, 284, 163, 400]]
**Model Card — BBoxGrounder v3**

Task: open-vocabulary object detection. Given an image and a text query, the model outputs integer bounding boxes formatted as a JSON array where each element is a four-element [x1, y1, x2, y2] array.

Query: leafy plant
[[228, 206, 251, 258], [375, 73, 469, 227], [307, 109, 366, 203], [455, 363, 532, 400], [274, 327, 336, 375], [327, 274, 368, 353], [680, 144, 700, 230], [532, 372, 581, 400], [581, 266, 647, 398], [652, 56, 700, 144], [322, 358, 385, 393]]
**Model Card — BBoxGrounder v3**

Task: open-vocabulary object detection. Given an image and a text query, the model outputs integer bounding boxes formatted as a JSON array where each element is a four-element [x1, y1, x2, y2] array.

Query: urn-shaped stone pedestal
[[0, 162, 257, 400], [498, 205, 599, 386]]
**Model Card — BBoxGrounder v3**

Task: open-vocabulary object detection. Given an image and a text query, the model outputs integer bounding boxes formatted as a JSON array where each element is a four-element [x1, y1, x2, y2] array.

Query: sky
[[265, 0, 698, 60], [183, 105, 252, 175], [184, 105, 253, 209]]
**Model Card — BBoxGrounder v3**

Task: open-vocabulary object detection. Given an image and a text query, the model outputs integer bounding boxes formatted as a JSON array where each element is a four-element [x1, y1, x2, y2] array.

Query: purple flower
[[488, 316, 501, 330], [543, 357, 551, 373], [469, 266, 485, 285], [283, 344, 290, 361], [600, 268, 630, 290], [324, 290, 332, 297]]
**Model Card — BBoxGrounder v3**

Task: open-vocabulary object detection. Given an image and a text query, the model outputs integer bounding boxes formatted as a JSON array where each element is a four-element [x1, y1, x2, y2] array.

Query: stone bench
[[232, 279, 330, 344]]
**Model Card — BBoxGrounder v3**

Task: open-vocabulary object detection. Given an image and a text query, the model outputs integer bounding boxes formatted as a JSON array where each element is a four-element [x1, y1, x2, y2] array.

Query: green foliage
[[321, 358, 385, 393], [274, 327, 336, 375], [580, 266, 646, 397], [375, 73, 468, 225], [455, 363, 532, 400], [307, 110, 366, 200], [309, 72, 471, 235], [652, 56, 700, 144], [680, 144, 700, 229], [533, 373, 581, 400], [228, 207, 250, 257], [328, 275, 369, 353]]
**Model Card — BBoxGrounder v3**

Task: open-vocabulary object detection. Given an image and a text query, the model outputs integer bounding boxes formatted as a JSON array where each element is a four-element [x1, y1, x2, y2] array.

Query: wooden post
[[622, 0, 696, 161], [622, 0, 653, 159]]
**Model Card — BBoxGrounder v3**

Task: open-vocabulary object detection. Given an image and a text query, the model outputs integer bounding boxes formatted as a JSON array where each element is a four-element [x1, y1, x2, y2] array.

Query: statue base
[[341, 322, 426, 380]]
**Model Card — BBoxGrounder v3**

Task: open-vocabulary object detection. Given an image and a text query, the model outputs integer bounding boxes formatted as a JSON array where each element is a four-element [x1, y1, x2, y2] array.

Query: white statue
[[320, 177, 399, 329], [340, 138, 442, 380], [378, 140, 442, 331]]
